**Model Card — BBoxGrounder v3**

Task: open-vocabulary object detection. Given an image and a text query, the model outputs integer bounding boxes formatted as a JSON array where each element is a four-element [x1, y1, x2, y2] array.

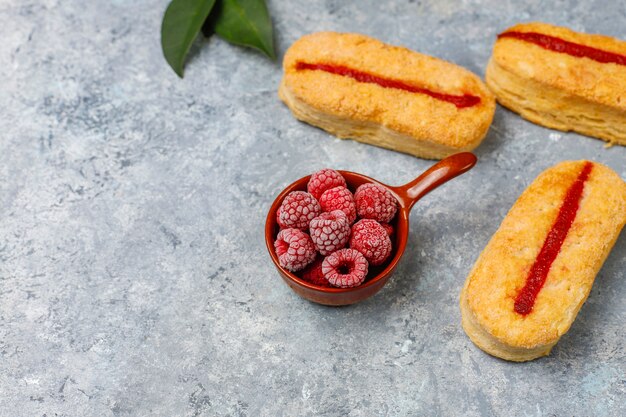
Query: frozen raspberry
[[350, 219, 392, 266], [278, 191, 321, 230], [274, 228, 316, 272], [322, 248, 369, 288], [276, 206, 282, 226], [318, 186, 357, 224], [381, 223, 394, 237], [299, 257, 329, 287], [307, 169, 347, 200], [309, 210, 351, 255], [354, 183, 398, 223]]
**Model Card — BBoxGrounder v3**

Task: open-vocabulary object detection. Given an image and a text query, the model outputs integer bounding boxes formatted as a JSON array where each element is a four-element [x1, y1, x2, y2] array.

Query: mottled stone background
[[0, 0, 624, 416]]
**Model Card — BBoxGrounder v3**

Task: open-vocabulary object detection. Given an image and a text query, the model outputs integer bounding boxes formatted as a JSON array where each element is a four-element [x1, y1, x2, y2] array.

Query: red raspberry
[[354, 183, 398, 223], [307, 169, 347, 200], [274, 228, 316, 272], [381, 223, 394, 237], [318, 186, 357, 224], [276, 206, 282, 226], [309, 210, 351, 255], [350, 219, 392, 266], [278, 191, 321, 230], [322, 248, 369, 288], [299, 257, 329, 287]]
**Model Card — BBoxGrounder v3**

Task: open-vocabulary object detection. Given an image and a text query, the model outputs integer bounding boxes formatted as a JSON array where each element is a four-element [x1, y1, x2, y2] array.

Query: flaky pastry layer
[[486, 22, 626, 145], [279, 32, 495, 160], [460, 161, 626, 361]]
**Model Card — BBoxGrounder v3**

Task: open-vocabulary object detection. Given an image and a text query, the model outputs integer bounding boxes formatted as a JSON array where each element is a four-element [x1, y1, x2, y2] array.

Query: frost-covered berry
[[322, 248, 369, 288], [299, 257, 330, 287], [350, 219, 392, 266], [309, 210, 351, 255], [274, 228, 317, 272], [354, 183, 397, 223], [278, 191, 321, 230], [307, 169, 347, 200], [319, 186, 357, 224]]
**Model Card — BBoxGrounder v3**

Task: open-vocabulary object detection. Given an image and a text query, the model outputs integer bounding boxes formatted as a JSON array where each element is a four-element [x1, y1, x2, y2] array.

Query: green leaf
[[161, 0, 217, 77], [212, 0, 276, 60]]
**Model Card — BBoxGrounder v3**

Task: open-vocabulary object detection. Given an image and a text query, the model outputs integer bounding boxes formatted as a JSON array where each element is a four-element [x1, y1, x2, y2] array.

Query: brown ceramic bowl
[[265, 152, 477, 306]]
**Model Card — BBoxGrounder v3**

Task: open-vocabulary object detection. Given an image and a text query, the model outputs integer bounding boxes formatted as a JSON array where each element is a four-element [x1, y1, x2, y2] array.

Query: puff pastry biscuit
[[279, 32, 495, 160], [486, 22, 626, 145], [460, 161, 626, 361]]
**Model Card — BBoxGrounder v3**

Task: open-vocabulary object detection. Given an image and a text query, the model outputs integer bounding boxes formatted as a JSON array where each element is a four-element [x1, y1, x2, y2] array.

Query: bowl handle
[[394, 152, 477, 210]]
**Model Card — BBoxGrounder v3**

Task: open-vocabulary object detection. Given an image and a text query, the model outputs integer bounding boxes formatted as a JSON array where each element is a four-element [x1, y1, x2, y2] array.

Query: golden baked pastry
[[279, 32, 495, 160], [486, 22, 626, 145], [460, 160, 626, 362]]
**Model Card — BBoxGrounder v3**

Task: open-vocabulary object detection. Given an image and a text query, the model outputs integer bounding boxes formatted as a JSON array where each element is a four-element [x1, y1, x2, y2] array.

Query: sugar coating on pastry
[[279, 32, 495, 160], [486, 22, 626, 145], [460, 160, 626, 362]]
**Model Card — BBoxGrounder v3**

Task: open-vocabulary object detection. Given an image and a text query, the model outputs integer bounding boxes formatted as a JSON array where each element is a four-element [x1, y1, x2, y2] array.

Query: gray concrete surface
[[1, 0, 624, 416]]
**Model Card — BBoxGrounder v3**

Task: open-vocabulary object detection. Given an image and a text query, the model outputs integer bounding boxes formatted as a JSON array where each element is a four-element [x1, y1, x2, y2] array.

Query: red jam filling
[[295, 61, 481, 109], [514, 162, 594, 316], [498, 31, 626, 66]]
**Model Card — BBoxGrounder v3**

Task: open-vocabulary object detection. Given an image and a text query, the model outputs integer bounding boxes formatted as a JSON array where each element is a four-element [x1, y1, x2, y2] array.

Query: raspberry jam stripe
[[514, 162, 594, 316], [295, 61, 481, 109], [498, 31, 626, 66]]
